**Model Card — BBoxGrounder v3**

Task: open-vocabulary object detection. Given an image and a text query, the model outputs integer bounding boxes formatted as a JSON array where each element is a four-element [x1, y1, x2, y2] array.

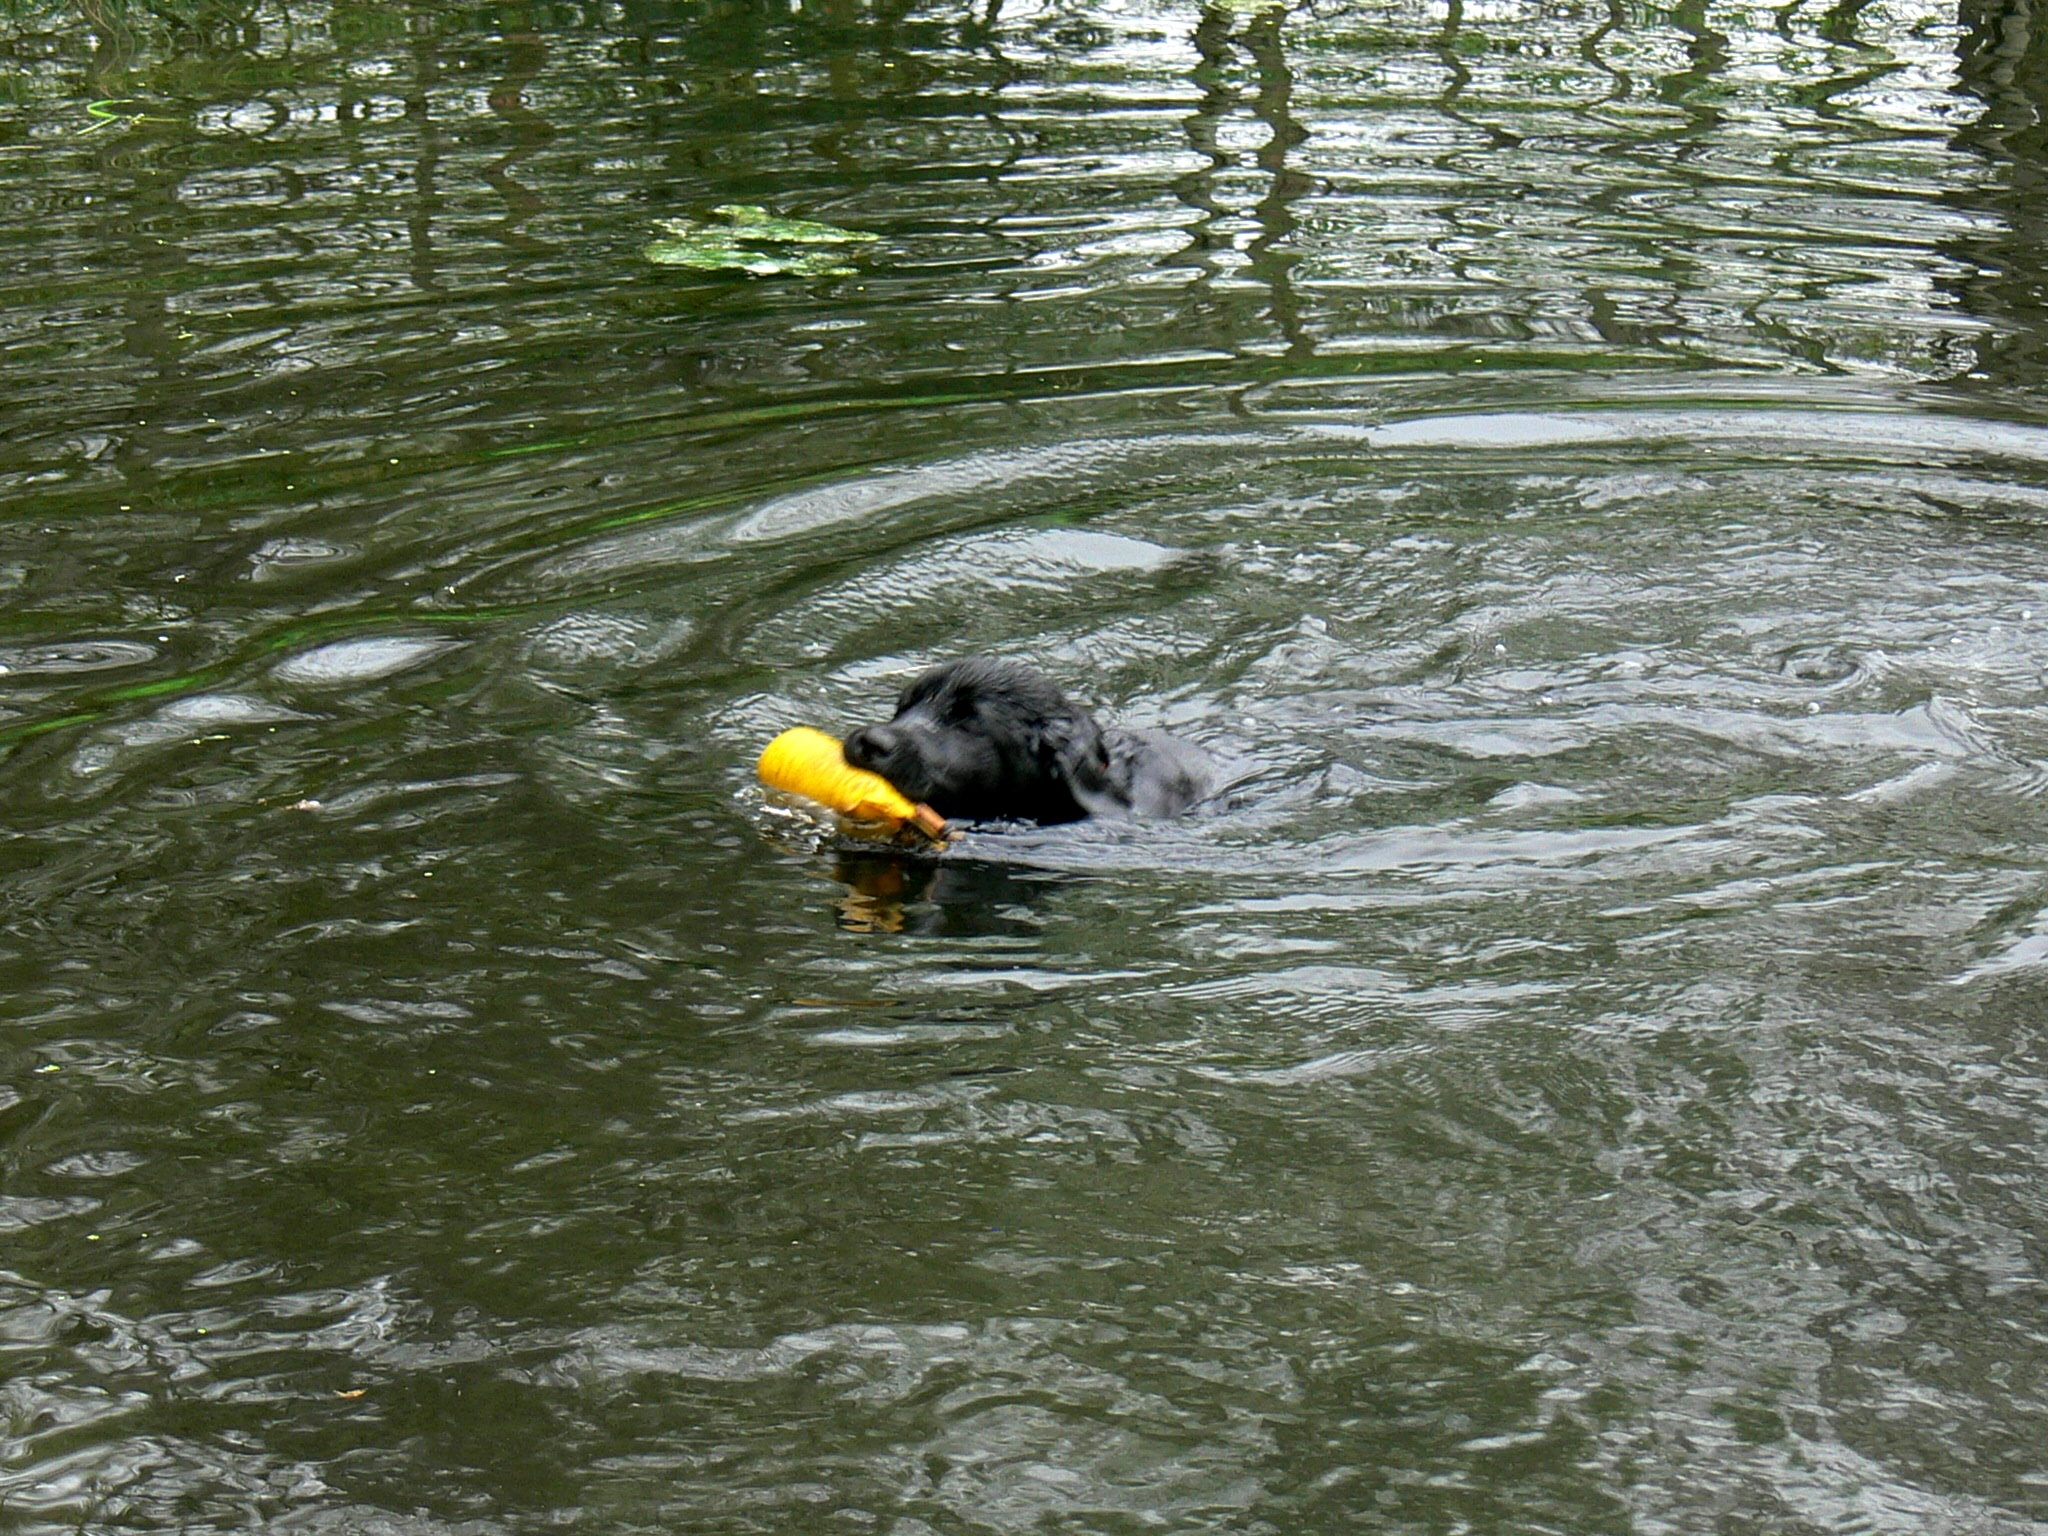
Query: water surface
[[6, 2, 2048, 1531]]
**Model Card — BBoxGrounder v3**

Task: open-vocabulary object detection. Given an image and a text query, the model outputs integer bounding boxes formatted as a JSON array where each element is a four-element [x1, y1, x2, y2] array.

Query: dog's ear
[[1037, 711, 1118, 815]]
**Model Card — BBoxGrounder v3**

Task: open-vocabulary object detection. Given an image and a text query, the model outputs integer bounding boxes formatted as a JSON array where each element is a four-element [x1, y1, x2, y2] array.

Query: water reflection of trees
[[1948, 0, 2048, 388], [6, 0, 2048, 406], [1170, 4, 1315, 362]]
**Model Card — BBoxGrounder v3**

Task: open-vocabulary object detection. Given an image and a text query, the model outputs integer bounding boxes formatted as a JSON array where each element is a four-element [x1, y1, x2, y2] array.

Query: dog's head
[[842, 657, 1113, 824]]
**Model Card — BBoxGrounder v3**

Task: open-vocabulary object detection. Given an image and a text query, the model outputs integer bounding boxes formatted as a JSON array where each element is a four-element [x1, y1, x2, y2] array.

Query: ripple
[[0, 1195, 99, 1231], [728, 440, 1129, 543], [271, 636, 457, 686], [1350, 409, 2048, 461], [246, 537, 359, 580], [806, 1022, 1015, 1046], [1777, 644, 1866, 687], [93, 693, 317, 757], [0, 639, 157, 676]]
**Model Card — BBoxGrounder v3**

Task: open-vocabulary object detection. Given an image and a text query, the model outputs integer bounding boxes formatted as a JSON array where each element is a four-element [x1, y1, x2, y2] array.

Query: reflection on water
[[829, 850, 1060, 934], [8, 1, 2048, 1533]]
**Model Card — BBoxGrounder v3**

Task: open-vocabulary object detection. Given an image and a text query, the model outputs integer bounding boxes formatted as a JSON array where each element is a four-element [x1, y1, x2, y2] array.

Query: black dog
[[841, 656, 1213, 824]]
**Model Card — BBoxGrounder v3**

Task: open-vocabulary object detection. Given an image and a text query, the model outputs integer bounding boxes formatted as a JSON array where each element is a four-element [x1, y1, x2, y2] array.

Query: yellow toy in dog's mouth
[[756, 726, 948, 843]]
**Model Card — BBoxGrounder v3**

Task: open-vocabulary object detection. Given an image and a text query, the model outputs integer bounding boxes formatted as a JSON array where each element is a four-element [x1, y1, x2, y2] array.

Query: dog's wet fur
[[842, 656, 1213, 824]]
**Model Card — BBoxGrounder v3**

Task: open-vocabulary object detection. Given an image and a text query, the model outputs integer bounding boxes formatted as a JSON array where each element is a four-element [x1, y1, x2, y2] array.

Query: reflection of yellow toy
[[757, 727, 948, 842]]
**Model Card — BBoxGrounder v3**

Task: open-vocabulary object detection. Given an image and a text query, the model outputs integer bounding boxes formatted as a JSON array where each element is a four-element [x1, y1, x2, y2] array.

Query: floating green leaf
[[642, 230, 844, 276], [710, 205, 880, 245], [643, 207, 879, 277]]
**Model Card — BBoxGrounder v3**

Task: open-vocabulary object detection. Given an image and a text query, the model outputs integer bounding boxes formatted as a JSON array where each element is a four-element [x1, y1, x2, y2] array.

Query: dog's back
[[1091, 727, 1213, 820]]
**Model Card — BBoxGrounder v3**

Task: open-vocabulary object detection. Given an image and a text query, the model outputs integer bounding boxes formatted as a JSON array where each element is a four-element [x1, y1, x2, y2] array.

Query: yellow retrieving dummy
[[756, 726, 948, 842]]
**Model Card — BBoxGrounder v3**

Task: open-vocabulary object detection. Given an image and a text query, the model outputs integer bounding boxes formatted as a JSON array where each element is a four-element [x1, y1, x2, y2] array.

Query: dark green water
[[7, 2, 2048, 1531]]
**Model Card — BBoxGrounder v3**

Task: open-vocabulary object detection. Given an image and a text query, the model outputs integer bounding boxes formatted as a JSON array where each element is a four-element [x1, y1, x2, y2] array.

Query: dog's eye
[[895, 679, 964, 722]]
